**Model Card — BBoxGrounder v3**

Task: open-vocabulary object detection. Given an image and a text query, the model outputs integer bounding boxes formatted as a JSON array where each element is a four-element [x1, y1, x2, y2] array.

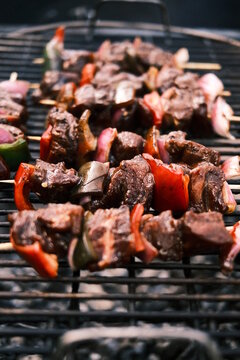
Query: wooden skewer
[[181, 62, 221, 70], [27, 136, 41, 142], [0, 243, 13, 251], [32, 57, 222, 71], [229, 116, 240, 122], [229, 184, 240, 190], [32, 58, 44, 65], [0, 179, 14, 184], [30, 83, 40, 89], [39, 99, 57, 106], [221, 90, 231, 97]]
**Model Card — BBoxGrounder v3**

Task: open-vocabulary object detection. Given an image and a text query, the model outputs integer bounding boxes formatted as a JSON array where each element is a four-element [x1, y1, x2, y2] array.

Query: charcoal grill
[[1, 1, 240, 358]]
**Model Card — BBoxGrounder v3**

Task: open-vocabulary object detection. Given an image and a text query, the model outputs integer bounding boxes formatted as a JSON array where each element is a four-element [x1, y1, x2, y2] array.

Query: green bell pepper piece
[[0, 138, 30, 171]]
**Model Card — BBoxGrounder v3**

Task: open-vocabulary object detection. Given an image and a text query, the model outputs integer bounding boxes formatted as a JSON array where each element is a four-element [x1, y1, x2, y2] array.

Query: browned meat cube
[[30, 160, 79, 203], [140, 210, 182, 261], [8, 203, 84, 257], [85, 205, 133, 269], [111, 131, 145, 163]]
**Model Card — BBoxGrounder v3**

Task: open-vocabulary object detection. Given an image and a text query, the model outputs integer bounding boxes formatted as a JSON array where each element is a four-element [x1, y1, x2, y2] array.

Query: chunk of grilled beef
[[161, 86, 209, 134], [96, 39, 174, 74], [85, 205, 133, 270], [32, 71, 79, 102], [182, 210, 232, 256], [111, 131, 145, 163], [133, 38, 174, 72], [156, 65, 183, 93], [140, 211, 182, 261], [100, 155, 154, 211], [46, 107, 79, 167], [165, 136, 220, 167], [30, 160, 79, 203], [8, 203, 84, 257], [93, 63, 145, 95], [62, 50, 93, 73], [189, 162, 227, 213], [0, 94, 27, 127]]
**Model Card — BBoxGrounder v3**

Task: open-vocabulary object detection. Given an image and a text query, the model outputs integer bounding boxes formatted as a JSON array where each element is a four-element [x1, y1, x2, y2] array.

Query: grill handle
[[52, 326, 222, 360], [87, 0, 171, 41]]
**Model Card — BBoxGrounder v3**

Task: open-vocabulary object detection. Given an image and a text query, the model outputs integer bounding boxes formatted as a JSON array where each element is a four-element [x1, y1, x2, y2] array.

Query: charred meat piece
[[111, 131, 145, 163], [165, 136, 220, 167], [140, 211, 182, 261], [8, 203, 84, 257], [156, 65, 183, 93], [32, 70, 79, 102], [189, 162, 227, 213], [0, 93, 27, 127], [182, 210, 232, 256], [161, 86, 209, 134], [95, 40, 133, 69], [30, 160, 79, 203], [101, 155, 154, 211], [62, 49, 93, 73], [133, 38, 174, 72], [46, 107, 79, 167], [85, 205, 133, 269]]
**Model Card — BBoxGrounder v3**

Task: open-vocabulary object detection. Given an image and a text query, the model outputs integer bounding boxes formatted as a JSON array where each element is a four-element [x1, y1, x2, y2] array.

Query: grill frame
[[0, 19, 240, 359]]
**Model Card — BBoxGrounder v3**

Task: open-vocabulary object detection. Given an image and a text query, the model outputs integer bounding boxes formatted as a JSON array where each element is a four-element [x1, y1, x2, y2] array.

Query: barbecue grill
[[1, 1, 240, 358]]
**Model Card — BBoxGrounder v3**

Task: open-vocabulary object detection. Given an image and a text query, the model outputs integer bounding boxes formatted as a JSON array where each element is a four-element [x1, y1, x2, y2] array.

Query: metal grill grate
[[0, 22, 240, 359]]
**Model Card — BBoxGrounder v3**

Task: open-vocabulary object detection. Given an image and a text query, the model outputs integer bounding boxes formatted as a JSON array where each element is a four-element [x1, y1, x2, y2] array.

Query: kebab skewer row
[[3, 202, 239, 278], [35, 26, 222, 73], [2, 142, 238, 217]]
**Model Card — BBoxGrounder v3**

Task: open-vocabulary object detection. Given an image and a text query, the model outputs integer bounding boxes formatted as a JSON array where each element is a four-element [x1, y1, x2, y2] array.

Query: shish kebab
[[7, 202, 240, 278], [8, 128, 239, 215]]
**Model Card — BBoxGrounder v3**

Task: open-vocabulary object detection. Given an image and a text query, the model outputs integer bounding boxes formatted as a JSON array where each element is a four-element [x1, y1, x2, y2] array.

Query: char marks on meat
[[189, 162, 227, 213], [140, 211, 182, 261], [62, 50, 93, 73], [165, 136, 220, 167], [46, 107, 79, 166], [101, 155, 154, 211], [86, 205, 133, 269], [30, 160, 79, 203], [182, 210, 232, 256], [8, 203, 84, 257], [111, 131, 145, 163], [32, 71, 79, 101], [156, 65, 183, 93]]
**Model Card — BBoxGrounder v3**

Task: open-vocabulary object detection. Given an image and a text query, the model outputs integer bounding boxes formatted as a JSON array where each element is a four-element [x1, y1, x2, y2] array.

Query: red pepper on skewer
[[80, 63, 96, 87], [130, 204, 158, 263], [143, 91, 164, 127], [143, 153, 189, 213], [10, 236, 58, 278], [144, 126, 161, 159], [40, 125, 52, 161], [14, 163, 35, 210]]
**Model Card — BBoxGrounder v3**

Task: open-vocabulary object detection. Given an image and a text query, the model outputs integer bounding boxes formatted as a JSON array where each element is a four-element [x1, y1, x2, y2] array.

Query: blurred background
[[1, 0, 240, 28]]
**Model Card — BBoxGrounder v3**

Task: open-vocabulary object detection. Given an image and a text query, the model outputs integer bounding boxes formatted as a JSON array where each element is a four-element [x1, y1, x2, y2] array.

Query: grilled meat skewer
[[8, 203, 236, 278]]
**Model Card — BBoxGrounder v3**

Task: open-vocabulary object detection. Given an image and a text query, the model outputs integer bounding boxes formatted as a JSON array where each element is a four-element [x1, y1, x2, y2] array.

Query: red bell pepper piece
[[130, 204, 158, 263], [10, 235, 58, 278], [80, 63, 96, 87], [143, 91, 164, 127], [144, 126, 160, 159], [14, 163, 35, 211], [143, 153, 189, 213], [55, 26, 65, 43], [40, 125, 52, 161]]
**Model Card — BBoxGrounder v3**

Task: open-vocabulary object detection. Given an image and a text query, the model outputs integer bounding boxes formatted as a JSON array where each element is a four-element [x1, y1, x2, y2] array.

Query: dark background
[[1, 0, 240, 28]]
